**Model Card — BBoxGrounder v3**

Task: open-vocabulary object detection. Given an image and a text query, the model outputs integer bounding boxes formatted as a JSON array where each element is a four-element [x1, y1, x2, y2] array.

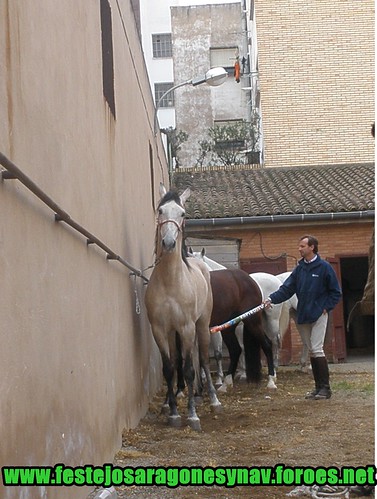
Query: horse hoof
[[187, 418, 201, 431], [161, 404, 170, 415], [267, 382, 277, 390], [267, 375, 277, 390], [215, 378, 224, 388], [168, 415, 182, 427], [211, 403, 223, 414]]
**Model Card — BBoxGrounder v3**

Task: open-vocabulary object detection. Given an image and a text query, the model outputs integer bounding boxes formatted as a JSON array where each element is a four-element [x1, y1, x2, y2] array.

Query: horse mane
[[180, 227, 190, 267], [158, 190, 182, 209], [181, 239, 191, 267]]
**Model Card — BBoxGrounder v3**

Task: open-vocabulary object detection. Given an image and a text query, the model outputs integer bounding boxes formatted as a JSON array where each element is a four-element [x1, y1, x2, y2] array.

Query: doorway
[[340, 256, 374, 358]]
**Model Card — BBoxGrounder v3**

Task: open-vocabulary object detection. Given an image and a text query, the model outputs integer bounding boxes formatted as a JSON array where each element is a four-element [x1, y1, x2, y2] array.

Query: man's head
[[299, 235, 318, 260]]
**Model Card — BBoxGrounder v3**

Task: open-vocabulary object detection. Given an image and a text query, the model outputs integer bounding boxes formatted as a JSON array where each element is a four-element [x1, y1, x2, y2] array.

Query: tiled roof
[[171, 163, 375, 219]]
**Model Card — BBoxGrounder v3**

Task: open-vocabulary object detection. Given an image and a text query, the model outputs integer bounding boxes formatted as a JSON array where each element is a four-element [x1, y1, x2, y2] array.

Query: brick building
[[254, 0, 375, 167]]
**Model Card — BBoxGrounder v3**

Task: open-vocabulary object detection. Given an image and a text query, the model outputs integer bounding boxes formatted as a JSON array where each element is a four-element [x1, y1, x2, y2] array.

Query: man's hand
[[263, 298, 272, 309]]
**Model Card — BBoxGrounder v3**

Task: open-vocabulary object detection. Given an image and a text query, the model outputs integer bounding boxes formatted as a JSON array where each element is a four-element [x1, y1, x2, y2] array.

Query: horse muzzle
[[158, 219, 181, 252], [161, 234, 177, 251]]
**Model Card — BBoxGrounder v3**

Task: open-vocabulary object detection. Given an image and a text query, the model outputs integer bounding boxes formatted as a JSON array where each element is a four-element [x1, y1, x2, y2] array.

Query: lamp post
[[153, 67, 228, 136]]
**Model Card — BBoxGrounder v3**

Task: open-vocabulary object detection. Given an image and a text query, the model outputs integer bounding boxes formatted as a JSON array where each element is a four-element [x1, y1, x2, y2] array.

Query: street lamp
[[154, 67, 228, 135]]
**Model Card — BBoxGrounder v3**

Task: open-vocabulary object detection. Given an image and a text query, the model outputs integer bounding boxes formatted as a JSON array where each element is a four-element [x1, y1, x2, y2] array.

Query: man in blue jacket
[[264, 235, 342, 400]]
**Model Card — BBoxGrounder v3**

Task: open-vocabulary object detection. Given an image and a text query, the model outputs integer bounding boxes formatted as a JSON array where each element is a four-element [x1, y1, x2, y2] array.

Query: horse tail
[[279, 302, 290, 341], [243, 321, 262, 383]]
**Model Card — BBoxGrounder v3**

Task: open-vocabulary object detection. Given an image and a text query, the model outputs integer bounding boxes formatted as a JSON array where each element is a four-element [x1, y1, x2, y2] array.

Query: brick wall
[[255, 0, 375, 167], [238, 223, 373, 267]]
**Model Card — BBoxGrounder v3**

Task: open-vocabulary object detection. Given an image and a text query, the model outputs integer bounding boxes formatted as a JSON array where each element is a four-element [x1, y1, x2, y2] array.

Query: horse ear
[[201, 247, 206, 257], [180, 188, 191, 205], [159, 183, 167, 198]]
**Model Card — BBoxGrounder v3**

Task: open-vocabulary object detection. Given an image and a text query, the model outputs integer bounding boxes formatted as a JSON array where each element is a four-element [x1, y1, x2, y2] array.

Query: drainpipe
[[241, 0, 252, 124], [185, 210, 375, 228]]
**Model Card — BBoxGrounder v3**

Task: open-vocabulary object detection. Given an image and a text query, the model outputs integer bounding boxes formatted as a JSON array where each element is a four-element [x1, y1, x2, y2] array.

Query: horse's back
[[276, 271, 291, 284], [249, 272, 282, 300], [209, 268, 262, 324]]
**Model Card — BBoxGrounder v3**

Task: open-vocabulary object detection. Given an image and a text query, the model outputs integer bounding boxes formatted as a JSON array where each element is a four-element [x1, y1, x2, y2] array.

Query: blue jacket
[[269, 255, 342, 324]]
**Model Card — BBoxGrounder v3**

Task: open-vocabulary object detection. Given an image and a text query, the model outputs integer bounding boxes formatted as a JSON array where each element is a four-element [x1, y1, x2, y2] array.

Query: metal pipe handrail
[[0, 152, 149, 282]]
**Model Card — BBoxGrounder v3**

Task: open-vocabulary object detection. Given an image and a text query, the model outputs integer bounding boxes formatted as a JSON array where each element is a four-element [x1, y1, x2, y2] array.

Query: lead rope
[[210, 302, 266, 333], [132, 274, 141, 315]]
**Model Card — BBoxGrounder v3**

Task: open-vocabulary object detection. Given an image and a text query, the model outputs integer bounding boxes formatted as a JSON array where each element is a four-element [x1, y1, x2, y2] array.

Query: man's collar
[[304, 254, 318, 264]]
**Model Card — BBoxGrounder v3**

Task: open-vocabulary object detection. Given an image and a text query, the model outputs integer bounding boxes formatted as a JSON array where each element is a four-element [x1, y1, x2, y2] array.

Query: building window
[[154, 83, 175, 108], [152, 34, 172, 58], [210, 47, 238, 74], [100, 0, 116, 118]]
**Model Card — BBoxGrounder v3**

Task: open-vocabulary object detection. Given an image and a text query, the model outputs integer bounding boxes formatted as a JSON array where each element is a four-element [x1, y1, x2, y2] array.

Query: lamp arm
[[154, 79, 192, 135]]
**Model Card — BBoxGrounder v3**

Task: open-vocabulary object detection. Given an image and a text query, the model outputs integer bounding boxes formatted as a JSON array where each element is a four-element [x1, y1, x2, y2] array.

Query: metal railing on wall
[[0, 152, 149, 283]]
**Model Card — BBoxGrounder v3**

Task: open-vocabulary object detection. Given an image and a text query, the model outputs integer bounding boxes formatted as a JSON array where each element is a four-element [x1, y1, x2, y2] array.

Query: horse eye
[[182, 211, 186, 217], [158, 208, 162, 215]]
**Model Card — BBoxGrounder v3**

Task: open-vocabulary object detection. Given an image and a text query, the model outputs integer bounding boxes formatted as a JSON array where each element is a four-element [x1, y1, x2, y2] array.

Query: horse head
[[192, 249, 226, 271], [156, 183, 190, 254]]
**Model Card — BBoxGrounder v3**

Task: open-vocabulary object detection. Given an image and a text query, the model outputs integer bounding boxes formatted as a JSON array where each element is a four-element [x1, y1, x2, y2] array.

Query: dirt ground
[[89, 362, 374, 498]]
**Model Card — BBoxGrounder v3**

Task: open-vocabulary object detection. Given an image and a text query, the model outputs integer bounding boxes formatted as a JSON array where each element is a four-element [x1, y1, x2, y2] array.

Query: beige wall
[[255, 0, 375, 167], [0, 1, 167, 498]]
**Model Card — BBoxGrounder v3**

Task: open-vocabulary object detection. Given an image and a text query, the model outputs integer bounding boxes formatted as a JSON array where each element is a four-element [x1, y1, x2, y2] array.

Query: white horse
[[145, 186, 221, 430], [277, 272, 310, 370], [190, 249, 225, 387], [248, 273, 284, 369]]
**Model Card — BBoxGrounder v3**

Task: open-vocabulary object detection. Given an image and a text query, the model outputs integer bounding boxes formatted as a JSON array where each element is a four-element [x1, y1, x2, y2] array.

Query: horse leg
[[263, 312, 282, 371], [182, 351, 201, 431], [175, 333, 186, 398], [241, 319, 263, 384], [221, 327, 242, 379], [197, 329, 222, 411], [211, 331, 224, 387], [161, 352, 181, 426], [234, 323, 246, 381], [260, 332, 277, 390]]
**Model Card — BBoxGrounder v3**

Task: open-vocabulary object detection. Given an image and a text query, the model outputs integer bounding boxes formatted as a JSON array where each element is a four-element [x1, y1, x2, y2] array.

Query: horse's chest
[[146, 279, 201, 324]]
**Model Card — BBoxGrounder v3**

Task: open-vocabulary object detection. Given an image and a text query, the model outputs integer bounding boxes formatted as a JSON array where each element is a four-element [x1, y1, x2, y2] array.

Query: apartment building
[[140, 0, 262, 168]]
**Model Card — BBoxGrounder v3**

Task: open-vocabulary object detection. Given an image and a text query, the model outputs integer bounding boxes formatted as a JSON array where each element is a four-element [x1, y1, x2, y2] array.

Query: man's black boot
[[304, 357, 321, 399], [314, 356, 332, 400]]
